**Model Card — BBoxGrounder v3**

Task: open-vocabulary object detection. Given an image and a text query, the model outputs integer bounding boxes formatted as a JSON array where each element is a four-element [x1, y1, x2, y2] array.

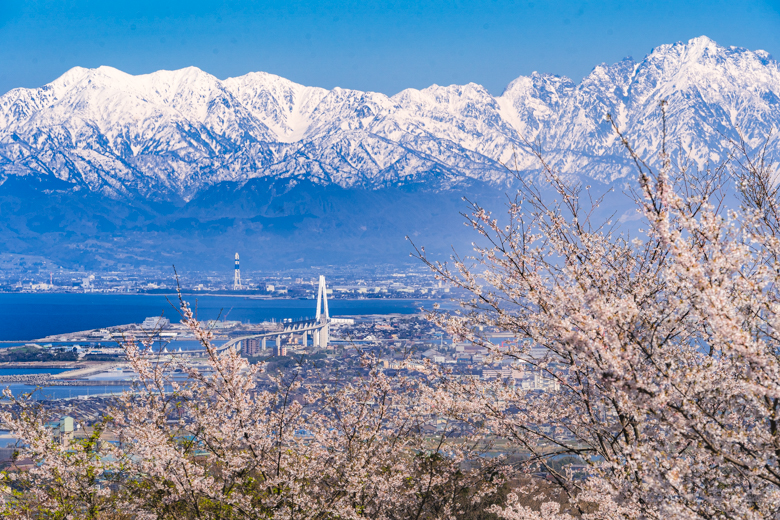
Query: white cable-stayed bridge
[[172, 275, 333, 356]]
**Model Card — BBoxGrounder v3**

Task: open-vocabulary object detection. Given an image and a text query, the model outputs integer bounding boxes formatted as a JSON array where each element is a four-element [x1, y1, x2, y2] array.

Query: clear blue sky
[[1, 0, 779, 96]]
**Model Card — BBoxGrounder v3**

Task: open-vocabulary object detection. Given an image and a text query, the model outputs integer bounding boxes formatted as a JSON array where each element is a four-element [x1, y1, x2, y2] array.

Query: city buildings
[[242, 338, 263, 357]]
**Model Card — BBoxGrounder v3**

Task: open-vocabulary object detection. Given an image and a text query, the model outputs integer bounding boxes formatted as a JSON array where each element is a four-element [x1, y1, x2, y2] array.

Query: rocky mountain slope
[[2, 36, 778, 202]]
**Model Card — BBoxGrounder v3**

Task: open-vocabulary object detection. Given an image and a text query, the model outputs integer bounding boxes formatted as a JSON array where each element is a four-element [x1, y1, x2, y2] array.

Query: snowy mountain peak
[[223, 71, 329, 142], [1, 36, 779, 200]]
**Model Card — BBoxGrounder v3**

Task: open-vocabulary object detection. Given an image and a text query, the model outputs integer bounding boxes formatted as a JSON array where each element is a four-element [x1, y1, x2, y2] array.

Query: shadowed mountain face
[[0, 174, 525, 270], [0, 36, 775, 269]]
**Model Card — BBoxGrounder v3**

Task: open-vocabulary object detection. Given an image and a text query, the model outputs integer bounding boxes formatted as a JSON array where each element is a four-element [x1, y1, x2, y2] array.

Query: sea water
[[0, 368, 71, 376], [0, 293, 431, 341]]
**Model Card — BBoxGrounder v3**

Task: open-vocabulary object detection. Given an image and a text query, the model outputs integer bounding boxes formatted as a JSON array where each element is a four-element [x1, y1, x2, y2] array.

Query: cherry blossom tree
[[0, 406, 132, 519], [416, 106, 780, 519]]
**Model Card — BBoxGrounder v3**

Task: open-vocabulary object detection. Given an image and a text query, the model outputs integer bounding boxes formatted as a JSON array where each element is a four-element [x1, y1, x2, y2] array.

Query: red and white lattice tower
[[233, 253, 242, 290]]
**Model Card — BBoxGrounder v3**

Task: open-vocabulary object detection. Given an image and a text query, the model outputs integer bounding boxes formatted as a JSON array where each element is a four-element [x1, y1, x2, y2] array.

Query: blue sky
[[1, 0, 779, 96]]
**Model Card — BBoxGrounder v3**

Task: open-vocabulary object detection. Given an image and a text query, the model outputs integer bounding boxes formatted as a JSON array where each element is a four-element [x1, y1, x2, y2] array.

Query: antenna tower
[[233, 253, 242, 290]]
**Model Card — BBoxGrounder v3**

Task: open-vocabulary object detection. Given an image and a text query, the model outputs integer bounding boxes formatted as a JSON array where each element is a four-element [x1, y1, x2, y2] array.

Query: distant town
[[0, 271, 554, 397], [0, 286, 558, 468], [0, 252, 451, 299], [0, 309, 556, 398]]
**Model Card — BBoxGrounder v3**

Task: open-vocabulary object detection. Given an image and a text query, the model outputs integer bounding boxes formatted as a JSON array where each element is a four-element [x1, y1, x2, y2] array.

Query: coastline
[[0, 294, 441, 343]]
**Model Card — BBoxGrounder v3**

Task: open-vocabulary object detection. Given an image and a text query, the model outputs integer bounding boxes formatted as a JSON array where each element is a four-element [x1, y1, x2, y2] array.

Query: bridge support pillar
[[262, 337, 266, 350], [320, 324, 329, 349], [276, 336, 281, 348], [302, 330, 307, 347]]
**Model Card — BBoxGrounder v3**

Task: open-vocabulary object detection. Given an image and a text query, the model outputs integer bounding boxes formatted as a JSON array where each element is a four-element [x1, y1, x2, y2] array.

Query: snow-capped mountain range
[[1, 35, 779, 201]]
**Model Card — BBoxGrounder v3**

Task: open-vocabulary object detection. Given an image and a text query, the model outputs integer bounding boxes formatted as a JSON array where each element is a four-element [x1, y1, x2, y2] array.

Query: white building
[[142, 317, 170, 330]]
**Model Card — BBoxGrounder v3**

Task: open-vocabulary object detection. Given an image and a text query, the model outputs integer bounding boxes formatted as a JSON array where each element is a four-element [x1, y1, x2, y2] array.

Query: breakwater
[[0, 373, 131, 386]]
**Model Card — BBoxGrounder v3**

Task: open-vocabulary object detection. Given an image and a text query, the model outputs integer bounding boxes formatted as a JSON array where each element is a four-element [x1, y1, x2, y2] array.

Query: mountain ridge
[[2, 36, 778, 202]]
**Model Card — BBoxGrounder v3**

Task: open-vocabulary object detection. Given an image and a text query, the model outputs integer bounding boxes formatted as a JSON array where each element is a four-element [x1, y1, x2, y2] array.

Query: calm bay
[[0, 293, 432, 342]]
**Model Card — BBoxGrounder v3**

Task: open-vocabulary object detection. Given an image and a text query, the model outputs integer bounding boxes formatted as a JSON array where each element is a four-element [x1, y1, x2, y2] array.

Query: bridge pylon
[[314, 275, 330, 347]]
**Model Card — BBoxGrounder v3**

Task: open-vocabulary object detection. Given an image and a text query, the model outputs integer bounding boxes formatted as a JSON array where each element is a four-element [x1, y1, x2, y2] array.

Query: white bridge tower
[[233, 253, 242, 290], [314, 275, 330, 347]]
